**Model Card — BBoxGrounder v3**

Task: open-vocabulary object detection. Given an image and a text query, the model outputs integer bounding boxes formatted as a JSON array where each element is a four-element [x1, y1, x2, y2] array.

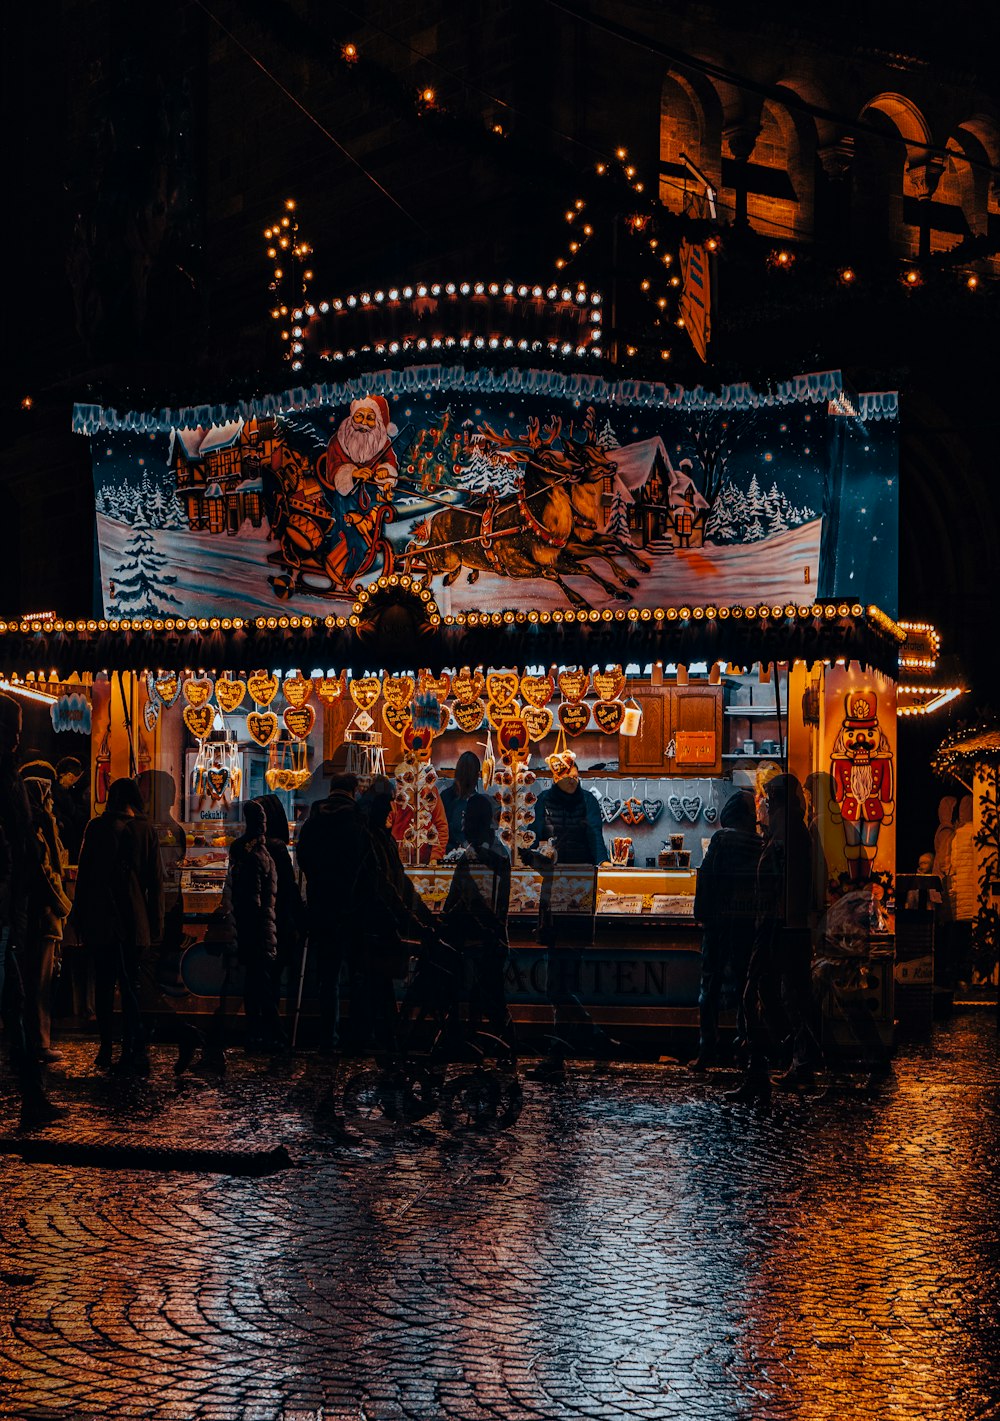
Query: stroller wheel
[[440, 1070, 507, 1131]]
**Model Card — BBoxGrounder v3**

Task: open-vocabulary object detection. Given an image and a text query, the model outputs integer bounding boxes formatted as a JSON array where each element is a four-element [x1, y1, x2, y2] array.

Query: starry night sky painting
[[81, 368, 898, 620]]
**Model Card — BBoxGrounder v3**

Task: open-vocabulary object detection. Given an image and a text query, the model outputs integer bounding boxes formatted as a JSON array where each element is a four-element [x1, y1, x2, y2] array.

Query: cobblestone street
[[2, 1013, 999, 1420]]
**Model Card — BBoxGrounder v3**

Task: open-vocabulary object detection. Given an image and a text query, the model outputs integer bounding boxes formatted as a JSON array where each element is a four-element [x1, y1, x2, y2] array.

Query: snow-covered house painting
[[170, 417, 274, 534]]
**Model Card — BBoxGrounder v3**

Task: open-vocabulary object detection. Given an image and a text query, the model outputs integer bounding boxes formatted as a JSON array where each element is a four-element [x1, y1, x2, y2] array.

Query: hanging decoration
[[216, 675, 248, 714], [349, 675, 382, 711], [486, 672, 519, 707], [183, 704, 215, 741], [520, 673, 555, 708], [154, 673, 181, 707], [283, 703, 316, 740], [382, 701, 412, 738], [593, 700, 625, 735], [557, 669, 590, 703], [266, 738, 312, 792], [593, 666, 626, 701], [451, 699, 486, 733], [453, 668, 485, 703], [182, 676, 214, 708], [317, 674, 345, 704], [558, 701, 592, 736], [247, 670, 280, 707], [383, 674, 416, 709], [522, 705, 554, 741], [419, 671, 451, 703], [142, 697, 160, 734], [282, 673, 313, 707], [246, 710, 280, 747]]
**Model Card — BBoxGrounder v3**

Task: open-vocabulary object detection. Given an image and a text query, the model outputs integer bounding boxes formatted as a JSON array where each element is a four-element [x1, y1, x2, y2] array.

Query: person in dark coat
[[691, 788, 761, 1070], [531, 757, 608, 867], [0, 693, 64, 1128], [73, 777, 164, 1073], [229, 800, 282, 1051], [440, 751, 482, 854], [440, 793, 515, 1063], [256, 793, 305, 976], [297, 773, 377, 1052], [52, 757, 87, 863], [21, 777, 72, 1065]]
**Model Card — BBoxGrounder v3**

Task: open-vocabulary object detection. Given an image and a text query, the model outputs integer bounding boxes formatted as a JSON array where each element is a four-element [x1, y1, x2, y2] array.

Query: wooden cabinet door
[[619, 690, 666, 772], [670, 686, 723, 776]]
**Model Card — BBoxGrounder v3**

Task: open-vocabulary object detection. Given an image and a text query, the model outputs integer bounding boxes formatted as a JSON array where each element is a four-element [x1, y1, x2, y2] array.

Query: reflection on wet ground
[[1, 1014, 999, 1419]]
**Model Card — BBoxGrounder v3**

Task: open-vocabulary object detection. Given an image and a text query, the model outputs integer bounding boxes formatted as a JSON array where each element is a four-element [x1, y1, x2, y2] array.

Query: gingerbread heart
[[283, 704, 316, 740], [592, 700, 625, 735], [183, 704, 214, 741], [383, 674, 416, 709], [215, 676, 247, 714], [497, 717, 529, 756], [451, 698, 486, 733], [382, 702, 412, 738], [558, 701, 591, 736], [599, 795, 623, 824], [667, 795, 686, 823], [519, 673, 555, 708], [246, 711, 280, 747], [452, 667, 485, 704], [204, 767, 230, 799], [142, 698, 160, 733], [349, 676, 381, 711], [487, 699, 519, 730], [247, 670, 279, 707], [620, 797, 645, 826], [681, 795, 702, 823], [419, 672, 451, 704], [486, 672, 519, 707], [703, 803, 719, 824], [154, 674, 180, 707], [522, 705, 554, 741], [317, 675, 345, 704], [402, 724, 435, 760], [283, 674, 313, 708], [183, 676, 214, 709], [593, 666, 626, 702], [642, 798, 664, 824], [557, 669, 590, 703]]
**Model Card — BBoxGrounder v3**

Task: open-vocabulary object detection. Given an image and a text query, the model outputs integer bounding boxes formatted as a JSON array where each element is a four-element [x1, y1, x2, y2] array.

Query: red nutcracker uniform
[[829, 691, 894, 883]]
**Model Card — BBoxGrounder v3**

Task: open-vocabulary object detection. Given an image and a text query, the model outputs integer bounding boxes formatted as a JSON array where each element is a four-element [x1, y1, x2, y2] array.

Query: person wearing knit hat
[[229, 798, 282, 1052]]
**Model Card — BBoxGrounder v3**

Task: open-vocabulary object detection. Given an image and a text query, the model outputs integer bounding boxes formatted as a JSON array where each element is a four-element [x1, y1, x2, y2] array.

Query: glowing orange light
[[967, 274, 979, 289], [839, 266, 856, 284], [20, 395, 32, 410], [342, 42, 357, 62], [616, 147, 627, 160], [625, 345, 637, 356]]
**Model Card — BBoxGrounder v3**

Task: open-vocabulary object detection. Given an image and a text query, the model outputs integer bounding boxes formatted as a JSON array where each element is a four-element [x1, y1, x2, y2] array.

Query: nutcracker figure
[[829, 691, 894, 883]]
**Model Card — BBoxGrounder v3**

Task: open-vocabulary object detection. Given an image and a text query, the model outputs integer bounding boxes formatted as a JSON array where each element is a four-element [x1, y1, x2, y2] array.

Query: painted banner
[[82, 366, 898, 620]]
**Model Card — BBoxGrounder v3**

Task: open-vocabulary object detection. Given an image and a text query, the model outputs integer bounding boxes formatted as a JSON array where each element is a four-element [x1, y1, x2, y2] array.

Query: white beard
[[339, 419, 386, 466], [850, 763, 874, 804]]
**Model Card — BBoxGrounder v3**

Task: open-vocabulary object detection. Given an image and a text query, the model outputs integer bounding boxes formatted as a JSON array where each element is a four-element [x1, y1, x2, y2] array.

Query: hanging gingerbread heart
[[246, 711, 280, 747], [557, 669, 590, 703], [452, 667, 485, 703], [215, 676, 247, 714], [349, 676, 382, 711], [620, 797, 645, 826], [183, 676, 214, 709], [681, 795, 702, 823], [419, 671, 451, 704], [402, 723, 434, 761], [592, 700, 625, 735], [519, 673, 555, 708], [593, 666, 626, 702], [382, 702, 412, 738], [642, 798, 664, 824], [183, 704, 214, 741], [283, 704, 316, 741], [283, 674, 313, 708], [558, 701, 591, 736], [247, 670, 279, 707], [317, 674, 345, 704], [522, 705, 554, 741], [703, 803, 719, 824], [451, 698, 486, 733], [486, 672, 519, 707], [142, 697, 160, 733], [487, 699, 519, 730], [600, 795, 623, 824], [667, 795, 686, 823], [383, 674, 416, 709], [154, 673, 181, 707], [204, 767, 230, 800], [497, 716, 530, 756]]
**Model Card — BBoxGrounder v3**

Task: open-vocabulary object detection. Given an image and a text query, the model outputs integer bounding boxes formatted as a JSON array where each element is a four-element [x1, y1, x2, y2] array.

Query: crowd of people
[[0, 684, 893, 1130]]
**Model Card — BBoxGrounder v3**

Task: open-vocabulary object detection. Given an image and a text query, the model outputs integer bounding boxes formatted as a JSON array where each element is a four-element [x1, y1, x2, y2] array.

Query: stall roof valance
[[0, 594, 904, 678]]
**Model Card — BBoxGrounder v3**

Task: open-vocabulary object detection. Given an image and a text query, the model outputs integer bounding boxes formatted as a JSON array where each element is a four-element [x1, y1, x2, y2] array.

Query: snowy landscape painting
[[88, 371, 898, 619]]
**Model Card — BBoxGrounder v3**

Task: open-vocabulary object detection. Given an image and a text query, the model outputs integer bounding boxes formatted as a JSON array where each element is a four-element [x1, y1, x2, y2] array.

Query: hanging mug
[[621, 698, 643, 736]]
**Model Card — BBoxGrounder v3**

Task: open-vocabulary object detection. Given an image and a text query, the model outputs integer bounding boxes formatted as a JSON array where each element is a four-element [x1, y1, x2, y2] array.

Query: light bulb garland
[[263, 199, 315, 371]]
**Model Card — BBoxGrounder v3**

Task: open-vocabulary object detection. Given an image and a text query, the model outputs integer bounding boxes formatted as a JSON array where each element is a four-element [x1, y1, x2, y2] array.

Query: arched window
[[659, 70, 722, 216], [855, 93, 934, 257]]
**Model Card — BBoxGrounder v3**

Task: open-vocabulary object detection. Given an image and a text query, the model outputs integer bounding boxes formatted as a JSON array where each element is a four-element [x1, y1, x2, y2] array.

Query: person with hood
[[21, 776, 72, 1064], [440, 751, 482, 854], [691, 788, 761, 1070], [297, 773, 377, 1052], [255, 793, 305, 979], [0, 693, 64, 1128], [229, 800, 282, 1051], [73, 777, 164, 1073]]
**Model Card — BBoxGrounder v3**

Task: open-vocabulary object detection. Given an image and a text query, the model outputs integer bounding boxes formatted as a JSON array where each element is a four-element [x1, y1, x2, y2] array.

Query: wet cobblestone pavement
[[2, 1014, 1000, 1419]]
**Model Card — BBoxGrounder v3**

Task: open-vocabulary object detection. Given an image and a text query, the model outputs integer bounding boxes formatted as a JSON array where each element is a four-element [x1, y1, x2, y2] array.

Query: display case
[[597, 867, 696, 918]]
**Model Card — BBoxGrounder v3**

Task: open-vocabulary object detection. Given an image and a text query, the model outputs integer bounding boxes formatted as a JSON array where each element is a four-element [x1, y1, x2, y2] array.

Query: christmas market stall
[[1, 348, 906, 1048]]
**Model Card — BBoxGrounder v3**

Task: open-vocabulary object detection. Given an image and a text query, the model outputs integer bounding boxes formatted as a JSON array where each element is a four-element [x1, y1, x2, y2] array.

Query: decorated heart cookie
[[557, 669, 590, 703], [317, 674, 345, 704], [451, 698, 486, 733], [487, 699, 521, 730], [592, 700, 625, 735], [593, 666, 626, 702], [204, 767, 230, 800], [486, 672, 519, 707], [183, 704, 214, 741], [642, 798, 665, 824], [497, 717, 529, 756], [668, 793, 703, 823], [703, 803, 719, 824], [558, 701, 591, 736], [246, 711, 280, 747], [247, 670, 279, 707], [215, 676, 247, 714], [519, 673, 555, 708], [620, 797, 645, 826], [183, 676, 214, 709], [452, 667, 485, 704], [383, 674, 416, 709], [349, 676, 382, 711], [283, 674, 313, 708], [142, 698, 160, 733], [382, 702, 412, 738], [522, 705, 554, 741], [283, 704, 316, 740], [599, 795, 623, 824], [419, 672, 451, 704], [154, 674, 180, 707]]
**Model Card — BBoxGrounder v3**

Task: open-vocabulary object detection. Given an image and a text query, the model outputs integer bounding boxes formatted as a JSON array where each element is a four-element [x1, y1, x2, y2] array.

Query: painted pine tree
[[766, 481, 788, 536], [606, 484, 633, 543], [596, 417, 621, 450], [744, 473, 766, 541], [110, 509, 181, 616]]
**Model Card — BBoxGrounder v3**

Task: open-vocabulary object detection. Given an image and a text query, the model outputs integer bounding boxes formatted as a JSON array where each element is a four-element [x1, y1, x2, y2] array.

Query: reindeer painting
[[407, 411, 648, 609]]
